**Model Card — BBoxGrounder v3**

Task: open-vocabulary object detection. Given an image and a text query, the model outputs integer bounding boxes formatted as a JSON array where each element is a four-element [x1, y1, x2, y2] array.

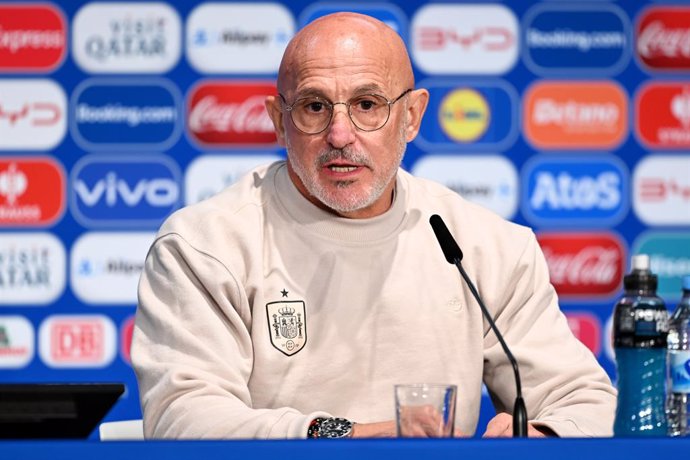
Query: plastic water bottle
[[613, 254, 669, 436], [667, 275, 690, 437]]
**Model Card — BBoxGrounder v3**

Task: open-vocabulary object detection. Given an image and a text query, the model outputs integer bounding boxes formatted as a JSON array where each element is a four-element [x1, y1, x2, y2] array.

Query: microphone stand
[[451, 256, 528, 438], [429, 213, 528, 437]]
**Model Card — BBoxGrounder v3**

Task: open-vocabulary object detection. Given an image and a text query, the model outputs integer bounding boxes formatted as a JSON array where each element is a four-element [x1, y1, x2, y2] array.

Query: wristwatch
[[307, 417, 354, 439]]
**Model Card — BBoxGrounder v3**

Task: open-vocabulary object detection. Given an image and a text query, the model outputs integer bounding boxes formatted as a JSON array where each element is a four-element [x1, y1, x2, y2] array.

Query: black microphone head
[[429, 214, 463, 265]]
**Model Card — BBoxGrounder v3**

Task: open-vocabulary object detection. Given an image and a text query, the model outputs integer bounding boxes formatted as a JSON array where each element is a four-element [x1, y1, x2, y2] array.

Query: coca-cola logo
[[637, 6, 690, 70], [187, 81, 277, 146], [537, 232, 625, 298]]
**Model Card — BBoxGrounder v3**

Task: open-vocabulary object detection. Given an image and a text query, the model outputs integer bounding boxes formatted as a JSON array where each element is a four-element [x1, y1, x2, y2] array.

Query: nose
[[325, 103, 356, 148]]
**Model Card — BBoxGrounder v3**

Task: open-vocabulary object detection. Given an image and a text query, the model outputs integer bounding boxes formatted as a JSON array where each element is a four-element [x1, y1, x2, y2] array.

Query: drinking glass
[[395, 383, 457, 437]]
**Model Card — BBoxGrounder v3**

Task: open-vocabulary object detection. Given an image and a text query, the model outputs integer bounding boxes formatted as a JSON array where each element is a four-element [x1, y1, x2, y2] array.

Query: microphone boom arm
[[453, 258, 528, 438], [429, 214, 528, 437]]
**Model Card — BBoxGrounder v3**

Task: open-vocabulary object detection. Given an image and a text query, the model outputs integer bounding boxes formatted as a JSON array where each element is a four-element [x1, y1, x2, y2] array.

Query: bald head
[[277, 12, 414, 94]]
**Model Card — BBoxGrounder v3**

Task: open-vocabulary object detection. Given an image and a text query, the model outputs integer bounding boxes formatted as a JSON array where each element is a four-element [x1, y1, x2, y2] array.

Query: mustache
[[316, 147, 372, 168]]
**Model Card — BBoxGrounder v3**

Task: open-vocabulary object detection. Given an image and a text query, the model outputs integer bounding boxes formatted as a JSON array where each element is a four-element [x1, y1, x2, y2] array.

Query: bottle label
[[670, 350, 690, 393], [633, 308, 669, 334], [613, 303, 669, 347]]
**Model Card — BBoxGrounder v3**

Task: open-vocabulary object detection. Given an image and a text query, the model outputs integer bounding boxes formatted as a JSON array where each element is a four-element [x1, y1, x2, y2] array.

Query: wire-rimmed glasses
[[279, 89, 412, 134]]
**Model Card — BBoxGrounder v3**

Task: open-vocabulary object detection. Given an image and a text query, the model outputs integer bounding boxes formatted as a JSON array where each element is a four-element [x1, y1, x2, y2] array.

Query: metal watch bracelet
[[307, 417, 354, 439]]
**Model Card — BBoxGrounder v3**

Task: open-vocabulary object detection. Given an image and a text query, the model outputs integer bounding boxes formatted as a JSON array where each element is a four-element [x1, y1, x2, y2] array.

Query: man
[[132, 12, 616, 439]]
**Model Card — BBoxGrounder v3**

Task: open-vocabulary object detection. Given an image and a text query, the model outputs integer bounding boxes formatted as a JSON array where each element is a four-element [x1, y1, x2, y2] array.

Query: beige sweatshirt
[[132, 161, 616, 439]]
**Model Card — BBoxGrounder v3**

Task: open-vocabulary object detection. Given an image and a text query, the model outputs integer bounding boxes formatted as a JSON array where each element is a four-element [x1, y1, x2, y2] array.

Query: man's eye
[[353, 97, 380, 111], [303, 101, 326, 113], [359, 100, 375, 110]]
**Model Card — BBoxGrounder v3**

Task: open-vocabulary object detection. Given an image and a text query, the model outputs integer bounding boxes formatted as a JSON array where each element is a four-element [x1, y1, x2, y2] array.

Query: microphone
[[429, 214, 528, 438]]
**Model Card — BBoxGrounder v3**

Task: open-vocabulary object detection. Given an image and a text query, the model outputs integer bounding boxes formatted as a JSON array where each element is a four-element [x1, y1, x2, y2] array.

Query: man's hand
[[351, 421, 397, 438], [482, 412, 556, 438], [350, 419, 466, 438], [397, 405, 448, 437]]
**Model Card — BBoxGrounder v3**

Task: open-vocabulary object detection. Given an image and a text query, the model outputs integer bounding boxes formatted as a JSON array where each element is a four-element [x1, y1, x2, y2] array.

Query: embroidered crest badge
[[266, 300, 307, 356]]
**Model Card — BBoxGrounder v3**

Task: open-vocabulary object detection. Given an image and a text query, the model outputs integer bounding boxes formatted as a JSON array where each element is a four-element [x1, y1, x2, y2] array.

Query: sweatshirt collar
[[273, 162, 408, 244]]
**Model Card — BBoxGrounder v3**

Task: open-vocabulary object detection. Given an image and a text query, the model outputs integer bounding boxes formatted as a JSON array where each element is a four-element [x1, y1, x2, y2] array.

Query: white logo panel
[[39, 314, 116, 368], [0, 316, 34, 368], [70, 232, 154, 304], [72, 2, 181, 73], [0, 79, 67, 150], [0, 232, 66, 305], [411, 155, 518, 219], [633, 155, 690, 226], [185, 154, 283, 204], [186, 3, 294, 73], [411, 4, 519, 74]]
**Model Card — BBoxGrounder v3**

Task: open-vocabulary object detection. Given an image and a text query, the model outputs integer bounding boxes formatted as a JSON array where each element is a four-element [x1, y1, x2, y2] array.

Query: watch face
[[320, 417, 353, 438]]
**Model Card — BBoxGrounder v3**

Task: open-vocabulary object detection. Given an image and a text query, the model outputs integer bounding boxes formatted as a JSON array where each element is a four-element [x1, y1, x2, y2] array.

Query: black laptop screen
[[0, 383, 125, 439]]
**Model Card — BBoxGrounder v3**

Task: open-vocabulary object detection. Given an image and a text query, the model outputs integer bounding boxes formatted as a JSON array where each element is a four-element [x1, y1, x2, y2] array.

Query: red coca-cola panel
[[0, 157, 65, 226], [637, 6, 690, 71], [0, 4, 66, 71], [537, 232, 625, 298], [636, 82, 690, 148], [565, 312, 601, 356], [187, 81, 278, 146]]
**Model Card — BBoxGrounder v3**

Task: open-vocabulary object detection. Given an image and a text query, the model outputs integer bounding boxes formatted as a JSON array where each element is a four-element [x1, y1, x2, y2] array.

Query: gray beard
[[286, 128, 407, 215]]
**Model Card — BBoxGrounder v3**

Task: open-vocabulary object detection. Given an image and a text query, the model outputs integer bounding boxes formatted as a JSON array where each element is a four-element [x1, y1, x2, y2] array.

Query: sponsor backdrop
[[0, 0, 688, 438]]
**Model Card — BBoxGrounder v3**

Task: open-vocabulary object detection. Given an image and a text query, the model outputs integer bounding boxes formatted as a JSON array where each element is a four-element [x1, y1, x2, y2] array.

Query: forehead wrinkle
[[289, 61, 390, 99], [297, 47, 391, 76], [292, 82, 388, 102]]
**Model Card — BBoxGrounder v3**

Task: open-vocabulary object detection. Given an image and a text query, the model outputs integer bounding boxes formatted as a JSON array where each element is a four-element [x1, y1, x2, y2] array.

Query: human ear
[[403, 89, 429, 142], [265, 95, 287, 147]]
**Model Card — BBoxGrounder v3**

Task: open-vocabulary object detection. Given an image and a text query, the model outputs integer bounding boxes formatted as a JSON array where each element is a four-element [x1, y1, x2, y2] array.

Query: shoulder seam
[[151, 231, 244, 298]]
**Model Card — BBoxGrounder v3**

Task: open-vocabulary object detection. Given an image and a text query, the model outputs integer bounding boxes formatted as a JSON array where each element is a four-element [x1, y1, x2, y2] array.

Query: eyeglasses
[[279, 89, 412, 135]]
